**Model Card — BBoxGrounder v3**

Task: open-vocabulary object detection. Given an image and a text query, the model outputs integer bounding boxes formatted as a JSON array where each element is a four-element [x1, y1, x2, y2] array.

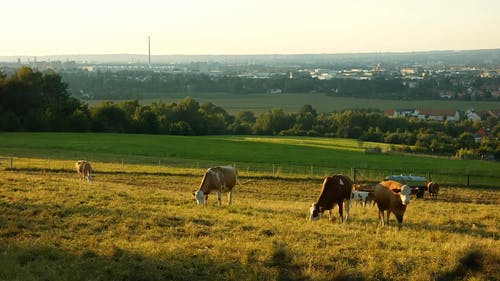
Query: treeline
[[1, 67, 499, 159], [61, 69, 500, 101]]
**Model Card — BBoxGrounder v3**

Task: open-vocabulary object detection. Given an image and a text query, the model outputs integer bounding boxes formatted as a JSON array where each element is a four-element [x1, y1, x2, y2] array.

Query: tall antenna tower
[[148, 36, 151, 67]]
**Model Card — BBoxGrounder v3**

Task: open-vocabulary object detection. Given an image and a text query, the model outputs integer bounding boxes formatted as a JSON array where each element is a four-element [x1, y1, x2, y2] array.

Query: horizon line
[[1, 47, 500, 58]]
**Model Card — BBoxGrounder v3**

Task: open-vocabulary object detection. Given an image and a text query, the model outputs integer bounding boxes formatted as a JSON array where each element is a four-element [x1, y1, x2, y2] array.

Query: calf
[[427, 181, 440, 199], [351, 191, 370, 207], [309, 175, 353, 223], [373, 180, 411, 228], [75, 160, 93, 182]]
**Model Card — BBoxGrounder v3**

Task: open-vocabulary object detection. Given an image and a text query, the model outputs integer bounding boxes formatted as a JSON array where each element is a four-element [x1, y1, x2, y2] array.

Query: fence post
[[351, 168, 357, 183], [272, 164, 275, 176], [467, 175, 470, 187], [9, 157, 13, 169], [310, 165, 313, 177]]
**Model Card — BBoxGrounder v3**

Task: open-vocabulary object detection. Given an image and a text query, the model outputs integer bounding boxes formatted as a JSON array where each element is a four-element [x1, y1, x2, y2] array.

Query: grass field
[[0, 167, 498, 281], [0, 133, 499, 280], [1, 133, 499, 187], [83, 93, 500, 113]]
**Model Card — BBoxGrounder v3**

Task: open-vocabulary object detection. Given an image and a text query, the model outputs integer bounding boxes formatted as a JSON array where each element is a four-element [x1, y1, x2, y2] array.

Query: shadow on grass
[[434, 247, 500, 281], [0, 242, 277, 281], [0, 200, 313, 281]]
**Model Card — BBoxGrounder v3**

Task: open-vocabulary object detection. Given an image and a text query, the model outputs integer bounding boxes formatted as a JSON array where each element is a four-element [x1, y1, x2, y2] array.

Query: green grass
[[1, 132, 499, 187], [83, 93, 500, 113], [0, 168, 498, 281]]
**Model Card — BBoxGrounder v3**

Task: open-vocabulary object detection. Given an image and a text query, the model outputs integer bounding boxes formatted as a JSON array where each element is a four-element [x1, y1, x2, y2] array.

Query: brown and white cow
[[426, 181, 440, 199], [309, 175, 353, 223], [75, 160, 93, 182], [373, 180, 411, 228], [194, 166, 237, 206]]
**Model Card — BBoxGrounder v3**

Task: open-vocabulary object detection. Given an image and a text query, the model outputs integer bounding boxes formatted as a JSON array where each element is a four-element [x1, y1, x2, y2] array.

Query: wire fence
[[1, 155, 499, 189]]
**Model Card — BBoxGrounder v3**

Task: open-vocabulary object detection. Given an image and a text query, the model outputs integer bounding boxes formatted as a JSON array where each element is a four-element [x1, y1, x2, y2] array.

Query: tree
[[90, 102, 130, 132]]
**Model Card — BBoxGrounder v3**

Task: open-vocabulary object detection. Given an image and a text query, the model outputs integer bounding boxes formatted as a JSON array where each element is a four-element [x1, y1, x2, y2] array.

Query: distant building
[[386, 108, 459, 122], [465, 109, 481, 122], [417, 109, 460, 122], [268, 89, 282, 94]]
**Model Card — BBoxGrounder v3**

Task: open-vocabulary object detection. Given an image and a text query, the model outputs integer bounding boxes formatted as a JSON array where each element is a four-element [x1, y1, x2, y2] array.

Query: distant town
[[2, 50, 500, 104], [1, 50, 499, 159]]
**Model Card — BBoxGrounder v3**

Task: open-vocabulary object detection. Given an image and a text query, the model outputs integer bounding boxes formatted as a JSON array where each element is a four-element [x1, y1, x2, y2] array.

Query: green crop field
[[83, 93, 500, 113], [1, 133, 499, 187]]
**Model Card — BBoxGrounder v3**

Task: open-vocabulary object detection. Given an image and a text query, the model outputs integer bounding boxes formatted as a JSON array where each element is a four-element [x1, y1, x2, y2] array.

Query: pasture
[[1, 133, 499, 182], [0, 167, 498, 281], [83, 93, 500, 114], [0, 133, 499, 280]]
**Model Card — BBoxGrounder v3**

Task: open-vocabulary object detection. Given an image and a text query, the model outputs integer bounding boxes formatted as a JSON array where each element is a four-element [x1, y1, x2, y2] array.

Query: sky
[[2, 0, 499, 56]]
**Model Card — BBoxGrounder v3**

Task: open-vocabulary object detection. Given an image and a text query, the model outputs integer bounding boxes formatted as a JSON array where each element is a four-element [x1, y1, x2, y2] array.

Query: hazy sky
[[2, 0, 499, 56]]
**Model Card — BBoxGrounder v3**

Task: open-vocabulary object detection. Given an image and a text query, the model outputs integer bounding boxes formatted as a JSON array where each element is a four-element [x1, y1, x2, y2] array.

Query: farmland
[[1, 167, 499, 280], [83, 93, 500, 114], [0, 132, 499, 280], [1, 133, 499, 185]]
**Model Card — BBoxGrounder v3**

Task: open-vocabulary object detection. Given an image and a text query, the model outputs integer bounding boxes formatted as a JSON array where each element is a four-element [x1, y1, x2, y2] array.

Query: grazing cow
[[309, 175, 353, 223], [427, 181, 440, 199], [351, 191, 370, 207], [194, 166, 237, 206], [374, 180, 411, 228], [75, 160, 93, 182]]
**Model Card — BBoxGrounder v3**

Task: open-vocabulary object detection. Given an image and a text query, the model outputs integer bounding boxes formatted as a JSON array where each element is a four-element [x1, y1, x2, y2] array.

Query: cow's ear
[[192, 192, 196, 198]]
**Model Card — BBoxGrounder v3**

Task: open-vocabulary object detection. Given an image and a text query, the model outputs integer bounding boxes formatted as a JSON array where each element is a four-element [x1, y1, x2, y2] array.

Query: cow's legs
[[217, 192, 222, 206], [338, 202, 343, 223], [343, 199, 350, 222], [378, 209, 385, 226], [227, 191, 232, 205]]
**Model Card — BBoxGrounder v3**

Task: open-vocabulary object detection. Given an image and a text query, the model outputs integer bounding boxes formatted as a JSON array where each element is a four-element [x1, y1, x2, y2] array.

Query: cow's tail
[[237, 179, 253, 186]]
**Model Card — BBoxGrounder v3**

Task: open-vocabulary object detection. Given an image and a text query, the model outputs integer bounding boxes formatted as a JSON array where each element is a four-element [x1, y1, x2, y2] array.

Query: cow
[[427, 181, 440, 199], [75, 160, 93, 182], [353, 183, 376, 206], [309, 175, 353, 223], [351, 191, 370, 207], [193, 166, 238, 206], [373, 180, 411, 228]]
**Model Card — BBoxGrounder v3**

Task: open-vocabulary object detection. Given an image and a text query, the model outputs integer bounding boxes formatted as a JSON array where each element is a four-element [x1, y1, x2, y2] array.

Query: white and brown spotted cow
[[194, 166, 238, 206], [75, 160, 93, 182], [309, 175, 353, 223]]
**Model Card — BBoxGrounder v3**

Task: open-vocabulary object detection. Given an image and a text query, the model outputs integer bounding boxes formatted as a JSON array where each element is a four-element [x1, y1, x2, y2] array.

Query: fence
[[1, 156, 499, 189]]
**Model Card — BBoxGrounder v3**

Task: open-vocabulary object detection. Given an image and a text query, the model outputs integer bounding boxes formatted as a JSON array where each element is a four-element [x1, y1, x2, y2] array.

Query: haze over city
[[2, 0, 500, 57]]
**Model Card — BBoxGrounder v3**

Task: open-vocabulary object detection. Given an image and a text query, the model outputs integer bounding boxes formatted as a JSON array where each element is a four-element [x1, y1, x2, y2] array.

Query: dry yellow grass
[[0, 167, 498, 281]]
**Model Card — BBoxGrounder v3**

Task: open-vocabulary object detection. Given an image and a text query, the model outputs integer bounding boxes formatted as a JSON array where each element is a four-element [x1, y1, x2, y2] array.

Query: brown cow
[[373, 180, 411, 228], [75, 160, 93, 182], [426, 181, 440, 199], [194, 166, 238, 206], [309, 175, 353, 223]]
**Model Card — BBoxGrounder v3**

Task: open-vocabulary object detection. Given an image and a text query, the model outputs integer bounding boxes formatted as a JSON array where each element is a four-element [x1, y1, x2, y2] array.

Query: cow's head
[[194, 190, 205, 205], [399, 184, 411, 205], [309, 203, 320, 221], [87, 174, 93, 182]]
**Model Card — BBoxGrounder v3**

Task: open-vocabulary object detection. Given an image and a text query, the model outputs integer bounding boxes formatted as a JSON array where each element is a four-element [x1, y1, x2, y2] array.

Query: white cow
[[351, 191, 370, 207], [193, 166, 237, 206]]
